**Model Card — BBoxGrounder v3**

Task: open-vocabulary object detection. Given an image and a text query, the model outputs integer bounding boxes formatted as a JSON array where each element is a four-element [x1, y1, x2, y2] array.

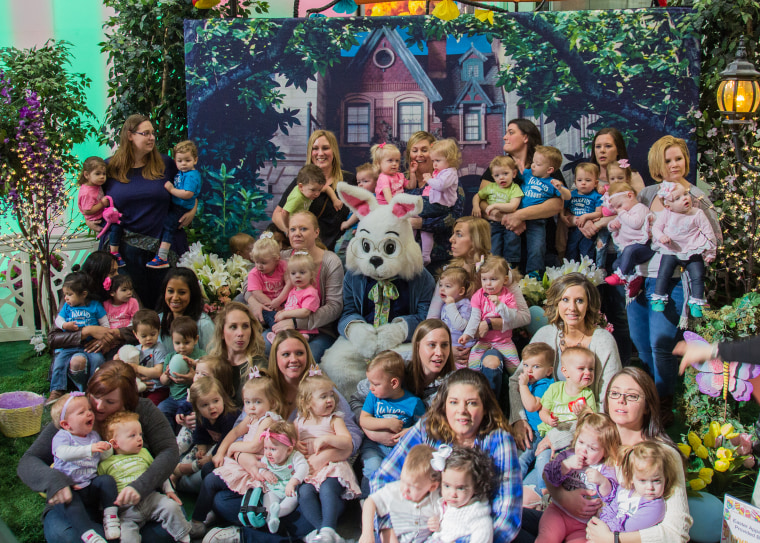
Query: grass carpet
[[0, 341, 51, 543]]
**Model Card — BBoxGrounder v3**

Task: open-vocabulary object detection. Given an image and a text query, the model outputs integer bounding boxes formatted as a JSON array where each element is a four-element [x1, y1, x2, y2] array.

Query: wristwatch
[[614, 531, 620, 543], [292, 318, 298, 328]]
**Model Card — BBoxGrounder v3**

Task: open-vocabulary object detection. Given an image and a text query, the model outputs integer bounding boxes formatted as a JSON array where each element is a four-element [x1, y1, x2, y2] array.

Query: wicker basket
[[0, 391, 45, 438]]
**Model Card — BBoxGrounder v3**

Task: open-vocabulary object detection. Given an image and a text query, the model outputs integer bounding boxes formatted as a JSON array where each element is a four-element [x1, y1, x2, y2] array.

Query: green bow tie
[[368, 279, 399, 328]]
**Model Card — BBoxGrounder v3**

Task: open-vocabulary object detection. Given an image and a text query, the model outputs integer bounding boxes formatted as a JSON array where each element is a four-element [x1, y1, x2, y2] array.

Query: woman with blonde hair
[[272, 130, 356, 251]]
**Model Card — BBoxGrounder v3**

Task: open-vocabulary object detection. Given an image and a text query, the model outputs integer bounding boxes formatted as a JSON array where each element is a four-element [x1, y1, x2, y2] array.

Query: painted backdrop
[[184, 10, 699, 250]]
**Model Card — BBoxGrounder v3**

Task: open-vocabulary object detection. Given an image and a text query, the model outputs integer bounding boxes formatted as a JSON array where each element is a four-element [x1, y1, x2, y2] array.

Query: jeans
[[262, 310, 277, 329], [264, 331, 335, 363], [655, 254, 705, 300], [518, 435, 540, 478], [299, 479, 346, 531], [56, 475, 118, 536], [595, 229, 611, 270], [522, 447, 552, 492], [213, 489, 315, 543], [525, 219, 547, 276], [627, 277, 684, 397], [43, 502, 174, 543], [565, 227, 595, 263], [160, 204, 187, 245], [490, 221, 521, 265], [158, 395, 185, 433], [360, 439, 391, 483], [614, 243, 655, 276], [109, 223, 123, 249], [50, 348, 105, 392]]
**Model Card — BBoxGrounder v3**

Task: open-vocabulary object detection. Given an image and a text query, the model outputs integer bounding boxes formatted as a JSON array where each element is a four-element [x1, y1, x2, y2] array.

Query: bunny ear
[[337, 182, 377, 218], [388, 192, 423, 219]]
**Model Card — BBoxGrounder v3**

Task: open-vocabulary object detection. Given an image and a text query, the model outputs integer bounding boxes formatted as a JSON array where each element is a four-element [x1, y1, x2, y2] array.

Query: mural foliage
[[185, 10, 698, 256]]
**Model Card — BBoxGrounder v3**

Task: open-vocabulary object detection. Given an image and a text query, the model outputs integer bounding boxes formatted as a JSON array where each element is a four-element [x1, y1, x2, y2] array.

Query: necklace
[[559, 326, 586, 350]]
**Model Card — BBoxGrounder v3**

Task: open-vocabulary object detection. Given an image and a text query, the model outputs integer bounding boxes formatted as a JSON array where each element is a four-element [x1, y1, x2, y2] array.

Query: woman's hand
[[551, 486, 602, 521], [674, 340, 715, 375], [169, 368, 194, 385], [212, 452, 225, 468], [453, 345, 471, 366], [501, 212, 526, 235], [261, 470, 278, 484], [115, 486, 142, 507], [271, 318, 295, 334], [477, 320, 490, 339], [579, 219, 600, 238], [47, 486, 73, 506], [178, 202, 197, 228], [586, 517, 614, 543], [535, 436, 554, 457], [184, 412, 197, 431], [511, 419, 534, 451]]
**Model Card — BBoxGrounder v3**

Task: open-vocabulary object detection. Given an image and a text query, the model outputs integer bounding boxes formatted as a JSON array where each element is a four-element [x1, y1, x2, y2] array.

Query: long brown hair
[[543, 273, 601, 332], [408, 319, 456, 397], [208, 302, 265, 363], [268, 330, 317, 400], [306, 130, 343, 187], [87, 360, 139, 412], [106, 114, 166, 183], [603, 367, 668, 442], [426, 369, 509, 443]]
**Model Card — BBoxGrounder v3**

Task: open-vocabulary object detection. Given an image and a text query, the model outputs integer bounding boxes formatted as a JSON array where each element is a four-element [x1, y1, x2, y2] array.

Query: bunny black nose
[[370, 256, 383, 268]]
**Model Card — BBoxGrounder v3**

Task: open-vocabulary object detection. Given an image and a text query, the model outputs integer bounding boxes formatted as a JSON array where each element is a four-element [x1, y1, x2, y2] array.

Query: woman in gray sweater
[[18, 361, 179, 542]]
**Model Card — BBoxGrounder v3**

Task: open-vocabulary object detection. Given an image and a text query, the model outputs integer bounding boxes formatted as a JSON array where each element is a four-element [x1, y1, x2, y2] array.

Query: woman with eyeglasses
[[99, 114, 196, 306], [515, 367, 692, 543]]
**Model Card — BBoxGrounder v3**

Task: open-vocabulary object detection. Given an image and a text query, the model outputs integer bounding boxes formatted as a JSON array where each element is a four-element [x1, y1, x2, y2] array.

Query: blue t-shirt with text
[[362, 390, 426, 429], [565, 189, 603, 217], [172, 170, 201, 210], [519, 168, 563, 208]]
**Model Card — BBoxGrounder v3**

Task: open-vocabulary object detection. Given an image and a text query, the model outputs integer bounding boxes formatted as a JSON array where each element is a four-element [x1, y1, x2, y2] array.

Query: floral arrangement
[[29, 333, 46, 355], [177, 242, 250, 313], [679, 422, 756, 498], [517, 256, 607, 307]]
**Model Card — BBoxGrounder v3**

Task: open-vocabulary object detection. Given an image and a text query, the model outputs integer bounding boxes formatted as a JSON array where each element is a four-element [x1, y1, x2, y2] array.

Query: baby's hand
[[91, 441, 111, 454], [274, 311, 283, 322], [659, 235, 671, 245], [332, 199, 344, 212], [261, 470, 278, 484], [212, 453, 225, 468], [175, 413, 186, 427], [472, 206, 482, 218], [585, 467, 604, 486], [422, 173, 432, 182], [62, 322, 79, 332], [459, 334, 472, 346], [101, 197, 110, 207], [312, 436, 330, 454], [574, 216, 586, 228], [608, 219, 621, 231], [428, 516, 440, 533], [340, 221, 350, 231], [385, 418, 404, 434], [285, 479, 299, 497], [562, 454, 586, 471], [444, 296, 455, 305], [485, 204, 497, 216], [705, 254, 715, 264], [551, 179, 564, 190], [518, 372, 530, 387], [164, 181, 174, 192]]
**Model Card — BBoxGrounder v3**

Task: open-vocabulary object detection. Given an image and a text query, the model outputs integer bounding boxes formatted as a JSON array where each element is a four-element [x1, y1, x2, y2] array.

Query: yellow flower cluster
[[680, 421, 751, 491]]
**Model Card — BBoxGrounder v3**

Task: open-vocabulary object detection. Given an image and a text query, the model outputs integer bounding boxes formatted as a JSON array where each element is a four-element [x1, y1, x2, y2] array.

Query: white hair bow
[[430, 444, 453, 472]]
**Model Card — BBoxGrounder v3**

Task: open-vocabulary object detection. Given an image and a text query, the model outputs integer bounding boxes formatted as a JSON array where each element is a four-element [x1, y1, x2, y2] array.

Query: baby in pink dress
[[266, 251, 319, 344], [371, 142, 409, 205], [651, 182, 717, 317]]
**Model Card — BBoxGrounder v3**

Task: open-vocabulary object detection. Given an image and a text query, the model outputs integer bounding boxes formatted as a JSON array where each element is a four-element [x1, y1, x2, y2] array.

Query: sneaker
[[316, 528, 343, 543], [527, 271, 542, 280], [46, 390, 66, 406], [626, 275, 645, 298], [146, 255, 170, 269], [689, 303, 703, 318], [202, 526, 240, 543], [604, 274, 626, 287], [304, 530, 321, 543], [81, 530, 106, 543], [103, 509, 120, 539], [651, 300, 666, 312], [111, 252, 126, 268], [189, 520, 206, 539]]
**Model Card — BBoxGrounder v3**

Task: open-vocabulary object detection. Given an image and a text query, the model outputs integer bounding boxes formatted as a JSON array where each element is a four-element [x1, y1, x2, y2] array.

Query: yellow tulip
[[696, 445, 709, 459], [698, 467, 714, 483], [688, 432, 702, 450], [715, 459, 730, 472], [678, 444, 692, 457], [720, 423, 735, 436], [690, 478, 707, 491], [704, 422, 721, 448], [716, 448, 734, 462]]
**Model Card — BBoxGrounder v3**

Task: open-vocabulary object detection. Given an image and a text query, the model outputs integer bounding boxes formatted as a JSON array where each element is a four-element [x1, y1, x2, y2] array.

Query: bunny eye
[[383, 239, 398, 256], [361, 240, 372, 253]]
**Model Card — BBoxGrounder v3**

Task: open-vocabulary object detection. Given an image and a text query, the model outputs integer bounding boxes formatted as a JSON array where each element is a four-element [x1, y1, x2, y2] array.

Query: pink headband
[[60, 392, 86, 421], [260, 428, 293, 447], [607, 191, 633, 204]]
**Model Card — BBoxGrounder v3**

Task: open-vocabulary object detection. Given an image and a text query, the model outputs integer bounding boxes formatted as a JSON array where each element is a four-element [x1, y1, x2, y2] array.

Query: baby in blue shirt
[[515, 342, 555, 478], [359, 350, 426, 493], [520, 145, 565, 277], [562, 162, 603, 262], [148, 140, 202, 269]]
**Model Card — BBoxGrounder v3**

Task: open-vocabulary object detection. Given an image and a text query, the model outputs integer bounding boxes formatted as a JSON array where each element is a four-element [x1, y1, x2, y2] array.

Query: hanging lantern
[[717, 37, 760, 126]]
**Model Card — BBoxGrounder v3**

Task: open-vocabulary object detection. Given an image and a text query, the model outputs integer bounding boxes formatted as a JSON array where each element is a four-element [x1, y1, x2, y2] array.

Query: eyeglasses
[[131, 130, 157, 138], [608, 391, 641, 403]]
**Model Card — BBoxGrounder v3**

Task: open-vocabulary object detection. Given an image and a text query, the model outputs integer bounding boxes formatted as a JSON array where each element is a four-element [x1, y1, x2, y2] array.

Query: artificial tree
[[0, 41, 96, 330]]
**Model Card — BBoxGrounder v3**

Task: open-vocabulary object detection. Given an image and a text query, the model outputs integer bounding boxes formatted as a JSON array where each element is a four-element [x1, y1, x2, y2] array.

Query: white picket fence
[[0, 235, 98, 342]]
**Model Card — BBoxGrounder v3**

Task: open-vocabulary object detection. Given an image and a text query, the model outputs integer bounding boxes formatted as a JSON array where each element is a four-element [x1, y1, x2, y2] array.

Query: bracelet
[[486, 318, 493, 331], [292, 318, 298, 328], [614, 531, 620, 543]]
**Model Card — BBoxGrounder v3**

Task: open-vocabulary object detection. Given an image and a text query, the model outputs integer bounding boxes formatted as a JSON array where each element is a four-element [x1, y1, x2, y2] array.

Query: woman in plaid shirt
[[371, 369, 522, 543]]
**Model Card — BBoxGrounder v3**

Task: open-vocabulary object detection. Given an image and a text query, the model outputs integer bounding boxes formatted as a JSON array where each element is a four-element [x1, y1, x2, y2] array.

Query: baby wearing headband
[[50, 392, 120, 543], [257, 421, 309, 533], [603, 183, 656, 291], [266, 251, 320, 344]]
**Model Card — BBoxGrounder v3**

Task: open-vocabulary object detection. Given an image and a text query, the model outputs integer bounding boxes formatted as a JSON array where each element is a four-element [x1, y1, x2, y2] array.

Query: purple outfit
[[52, 430, 105, 487], [421, 167, 458, 206], [599, 488, 666, 532]]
